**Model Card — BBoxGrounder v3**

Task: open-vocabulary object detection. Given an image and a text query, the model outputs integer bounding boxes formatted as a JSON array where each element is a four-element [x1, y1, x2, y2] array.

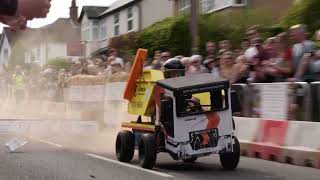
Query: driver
[[163, 58, 202, 112]]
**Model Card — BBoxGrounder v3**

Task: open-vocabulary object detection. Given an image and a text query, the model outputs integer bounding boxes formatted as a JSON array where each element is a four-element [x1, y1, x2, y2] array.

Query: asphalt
[[0, 130, 320, 180]]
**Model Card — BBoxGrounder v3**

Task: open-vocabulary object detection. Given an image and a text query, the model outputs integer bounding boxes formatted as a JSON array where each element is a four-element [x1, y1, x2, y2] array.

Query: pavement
[[0, 128, 320, 180]]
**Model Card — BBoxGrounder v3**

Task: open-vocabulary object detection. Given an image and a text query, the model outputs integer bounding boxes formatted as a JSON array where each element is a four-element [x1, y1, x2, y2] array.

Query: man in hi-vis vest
[[12, 65, 26, 103]]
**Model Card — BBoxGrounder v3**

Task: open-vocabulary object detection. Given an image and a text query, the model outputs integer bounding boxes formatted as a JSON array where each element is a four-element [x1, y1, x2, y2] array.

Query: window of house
[[201, 0, 215, 13], [114, 25, 119, 36], [91, 20, 99, 40], [178, 0, 191, 14], [4, 49, 8, 60], [127, 7, 133, 18], [114, 13, 120, 24], [127, 7, 134, 31], [85, 29, 90, 40], [233, 0, 246, 5], [81, 18, 90, 41], [114, 13, 120, 36], [93, 27, 99, 40], [99, 21, 107, 40], [127, 19, 133, 31], [36, 48, 40, 60], [92, 20, 99, 26]]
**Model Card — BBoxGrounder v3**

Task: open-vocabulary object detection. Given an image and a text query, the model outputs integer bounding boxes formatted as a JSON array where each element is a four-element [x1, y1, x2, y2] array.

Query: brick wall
[[248, 0, 295, 20]]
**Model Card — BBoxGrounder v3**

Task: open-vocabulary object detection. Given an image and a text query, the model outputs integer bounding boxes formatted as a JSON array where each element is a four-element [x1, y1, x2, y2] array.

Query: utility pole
[[190, 0, 199, 54]]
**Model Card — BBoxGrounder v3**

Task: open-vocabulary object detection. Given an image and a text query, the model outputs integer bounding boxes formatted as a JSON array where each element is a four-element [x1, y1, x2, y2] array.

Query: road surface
[[0, 129, 319, 180]]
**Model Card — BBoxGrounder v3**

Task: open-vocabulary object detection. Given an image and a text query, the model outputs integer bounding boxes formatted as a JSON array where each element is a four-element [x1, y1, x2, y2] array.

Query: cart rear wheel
[[220, 136, 240, 170], [138, 133, 157, 169], [116, 130, 134, 162], [183, 157, 198, 163]]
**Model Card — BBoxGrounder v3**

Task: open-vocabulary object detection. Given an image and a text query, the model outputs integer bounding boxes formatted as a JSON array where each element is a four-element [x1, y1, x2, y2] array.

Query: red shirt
[[284, 48, 293, 62]]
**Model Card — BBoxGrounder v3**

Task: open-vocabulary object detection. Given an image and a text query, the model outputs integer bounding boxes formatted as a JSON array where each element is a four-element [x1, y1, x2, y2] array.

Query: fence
[[232, 82, 319, 122], [59, 81, 320, 125]]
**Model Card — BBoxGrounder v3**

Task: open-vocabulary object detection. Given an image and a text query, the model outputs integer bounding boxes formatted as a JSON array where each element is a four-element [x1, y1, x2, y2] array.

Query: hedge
[[109, 32, 138, 61], [47, 58, 71, 70], [281, 0, 320, 35], [136, 8, 276, 57], [136, 16, 191, 57], [133, 1, 320, 57]]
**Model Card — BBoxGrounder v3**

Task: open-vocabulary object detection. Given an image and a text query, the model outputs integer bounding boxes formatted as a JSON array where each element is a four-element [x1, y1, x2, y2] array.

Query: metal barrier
[[310, 82, 320, 122], [63, 81, 319, 122], [234, 82, 313, 121], [231, 84, 251, 117], [292, 82, 312, 122]]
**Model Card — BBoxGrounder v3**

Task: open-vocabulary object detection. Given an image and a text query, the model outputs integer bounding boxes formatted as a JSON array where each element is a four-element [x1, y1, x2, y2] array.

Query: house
[[78, 6, 109, 56], [79, 0, 175, 56], [0, 31, 11, 73], [23, 0, 81, 67], [24, 18, 80, 67], [174, 0, 295, 19], [0, 27, 35, 72], [0, 0, 81, 69]]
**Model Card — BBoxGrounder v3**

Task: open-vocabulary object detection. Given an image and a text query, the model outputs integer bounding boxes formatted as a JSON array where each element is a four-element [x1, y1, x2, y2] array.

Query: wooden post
[[190, 0, 199, 54]]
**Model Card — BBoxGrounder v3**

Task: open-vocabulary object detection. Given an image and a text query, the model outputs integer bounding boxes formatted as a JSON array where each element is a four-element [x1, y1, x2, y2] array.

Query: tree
[[281, 0, 320, 34]]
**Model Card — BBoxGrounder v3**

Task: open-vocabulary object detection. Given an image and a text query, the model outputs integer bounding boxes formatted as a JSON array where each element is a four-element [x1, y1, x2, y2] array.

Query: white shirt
[[244, 46, 258, 61], [211, 67, 221, 81]]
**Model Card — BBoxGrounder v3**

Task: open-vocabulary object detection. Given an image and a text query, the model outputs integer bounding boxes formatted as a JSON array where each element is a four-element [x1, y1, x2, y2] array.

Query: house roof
[[78, 6, 109, 21], [40, 18, 80, 42], [100, 0, 139, 18], [0, 17, 80, 51], [1, 27, 32, 47]]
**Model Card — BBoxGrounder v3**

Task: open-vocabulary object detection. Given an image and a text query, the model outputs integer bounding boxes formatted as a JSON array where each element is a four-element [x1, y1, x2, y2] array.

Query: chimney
[[70, 0, 78, 24]]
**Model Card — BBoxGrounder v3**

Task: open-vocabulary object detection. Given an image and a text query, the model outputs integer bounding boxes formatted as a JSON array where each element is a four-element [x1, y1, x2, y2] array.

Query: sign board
[[67, 42, 84, 56], [259, 83, 289, 120], [68, 85, 105, 102], [105, 82, 127, 101], [68, 86, 82, 101], [83, 85, 105, 102]]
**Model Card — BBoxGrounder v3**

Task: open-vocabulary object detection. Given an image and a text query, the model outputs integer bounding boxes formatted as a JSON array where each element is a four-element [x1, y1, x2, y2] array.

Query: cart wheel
[[183, 157, 197, 163], [220, 136, 240, 170], [116, 130, 134, 162], [138, 133, 157, 169]]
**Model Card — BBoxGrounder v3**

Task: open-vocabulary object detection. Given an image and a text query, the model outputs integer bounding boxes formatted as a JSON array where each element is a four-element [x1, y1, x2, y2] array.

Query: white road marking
[[86, 153, 174, 178], [28, 136, 63, 148]]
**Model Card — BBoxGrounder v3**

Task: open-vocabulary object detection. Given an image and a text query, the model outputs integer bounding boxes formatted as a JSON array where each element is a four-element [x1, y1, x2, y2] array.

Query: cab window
[[176, 89, 228, 117]]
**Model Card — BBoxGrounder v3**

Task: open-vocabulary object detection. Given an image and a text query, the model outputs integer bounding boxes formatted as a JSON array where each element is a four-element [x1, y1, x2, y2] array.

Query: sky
[[0, 0, 116, 31]]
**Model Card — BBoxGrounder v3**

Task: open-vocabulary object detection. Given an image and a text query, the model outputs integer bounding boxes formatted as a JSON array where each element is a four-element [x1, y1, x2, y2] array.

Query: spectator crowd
[[0, 24, 319, 103], [0, 48, 132, 102], [145, 24, 320, 84]]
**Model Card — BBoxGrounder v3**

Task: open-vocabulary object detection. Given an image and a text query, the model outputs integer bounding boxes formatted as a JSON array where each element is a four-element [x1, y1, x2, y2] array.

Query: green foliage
[[8, 41, 25, 70], [136, 16, 191, 56], [109, 32, 138, 61], [136, 8, 276, 57], [46, 58, 71, 70], [281, 0, 320, 34]]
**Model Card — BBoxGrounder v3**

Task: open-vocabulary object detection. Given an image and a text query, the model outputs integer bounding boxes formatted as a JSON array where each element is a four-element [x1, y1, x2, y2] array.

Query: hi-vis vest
[[13, 74, 26, 90]]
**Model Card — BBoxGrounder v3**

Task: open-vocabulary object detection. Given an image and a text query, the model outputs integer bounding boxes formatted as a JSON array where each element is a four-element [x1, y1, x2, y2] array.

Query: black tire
[[220, 136, 240, 170], [183, 157, 197, 163], [138, 133, 157, 169], [116, 130, 134, 162]]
